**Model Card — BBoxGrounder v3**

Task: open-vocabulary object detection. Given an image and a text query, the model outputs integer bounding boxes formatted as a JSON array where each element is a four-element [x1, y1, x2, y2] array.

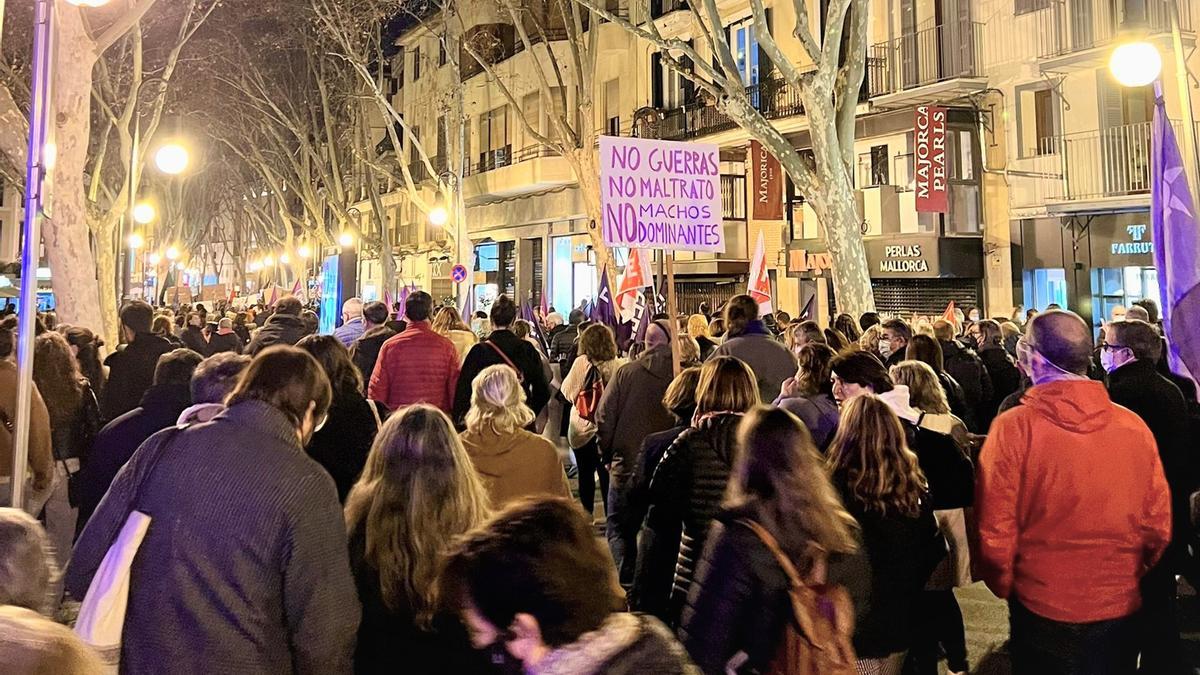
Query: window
[[651, 47, 693, 109], [521, 92, 540, 150], [604, 79, 620, 136], [436, 116, 448, 169], [1033, 89, 1058, 155], [412, 46, 421, 81], [869, 145, 889, 186], [394, 50, 405, 90], [409, 125, 421, 165], [478, 106, 510, 171], [729, 17, 760, 86], [438, 41, 447, 67], [1015, 0, 1051, 15]]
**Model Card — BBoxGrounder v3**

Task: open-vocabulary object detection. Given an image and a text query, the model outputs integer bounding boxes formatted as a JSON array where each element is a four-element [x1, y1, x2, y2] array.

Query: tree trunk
[[567, 144, 613, 282], [44, 10, 107, 339]]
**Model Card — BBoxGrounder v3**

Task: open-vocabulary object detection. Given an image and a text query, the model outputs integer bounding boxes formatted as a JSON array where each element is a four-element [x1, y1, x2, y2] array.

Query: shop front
[[787, 234, 984, 319], [1012, 212, 1158, 332]]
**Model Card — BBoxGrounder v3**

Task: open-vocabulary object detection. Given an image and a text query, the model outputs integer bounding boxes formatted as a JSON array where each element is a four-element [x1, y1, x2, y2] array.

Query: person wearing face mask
[[976, 311, 1171, 674], [442, 497, 697, 675], [1103, 320, 1191, 674], [878, 318, 912, 368], [67, 346, 361, 673]]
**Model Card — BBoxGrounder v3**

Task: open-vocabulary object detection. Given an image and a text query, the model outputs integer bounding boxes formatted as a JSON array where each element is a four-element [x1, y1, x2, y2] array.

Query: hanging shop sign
[[750, 140, 784, 220], [879, 244, 930, 274], [786, 249, 834, 278], [914, 105, 948, 214], [600, 136, 725, 253]]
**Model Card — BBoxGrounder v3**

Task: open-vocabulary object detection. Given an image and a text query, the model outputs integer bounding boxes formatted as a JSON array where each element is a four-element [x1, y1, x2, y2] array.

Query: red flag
[[942, 300, 956, 324], [615, 249, 651, 322], [748, 231, 773, 314]]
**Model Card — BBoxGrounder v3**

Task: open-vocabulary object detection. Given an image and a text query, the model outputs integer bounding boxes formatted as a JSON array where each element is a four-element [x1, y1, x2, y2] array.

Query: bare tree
[[573, 0, 875, 316]]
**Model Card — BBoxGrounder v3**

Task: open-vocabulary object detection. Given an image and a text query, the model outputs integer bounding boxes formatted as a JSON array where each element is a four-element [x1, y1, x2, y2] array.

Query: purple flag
[[799, 295, 815, 320], [595, 267, 619, 329], [1152, 83, 1200, 385], [632, 291, 652, 344]]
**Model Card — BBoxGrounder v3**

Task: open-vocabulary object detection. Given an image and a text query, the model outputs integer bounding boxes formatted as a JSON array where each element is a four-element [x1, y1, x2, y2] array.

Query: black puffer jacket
[[638, 412, 742, 625], [941, 339, 991, 429], [978, 345, 1021, 430], [906, 424, 974, 510], [680, 512, 871, 675], [937, 372, 974, 432], [246, 313, 310, 355]]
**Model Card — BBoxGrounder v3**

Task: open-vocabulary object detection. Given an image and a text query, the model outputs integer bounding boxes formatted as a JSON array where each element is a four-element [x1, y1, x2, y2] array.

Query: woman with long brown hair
[[33, 331, 100, 559], [59, 325, 106, 411], [774, 343, 840, 449], [826, 395, 942, 674], [345, 405, 491, 674], [635, 356, 760, 625], [681, 407, 865, 673], [559, 324, 627, 517]]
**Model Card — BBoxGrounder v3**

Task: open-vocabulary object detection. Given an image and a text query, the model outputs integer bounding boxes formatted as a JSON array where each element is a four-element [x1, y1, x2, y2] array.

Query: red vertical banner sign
[[750, 140, 784, 220], [914, 105, 948, 213]]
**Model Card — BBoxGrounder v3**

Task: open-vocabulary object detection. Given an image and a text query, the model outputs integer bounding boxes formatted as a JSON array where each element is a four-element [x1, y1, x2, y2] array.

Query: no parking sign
[[451, 264, 468, 283]]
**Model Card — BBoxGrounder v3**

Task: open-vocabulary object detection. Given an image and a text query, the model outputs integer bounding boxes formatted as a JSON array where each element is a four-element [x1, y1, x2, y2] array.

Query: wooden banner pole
[[666, 250, 681, 377]]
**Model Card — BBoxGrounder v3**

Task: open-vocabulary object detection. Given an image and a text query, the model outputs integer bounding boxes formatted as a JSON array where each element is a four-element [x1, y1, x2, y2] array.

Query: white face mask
[[968, 312, 980, 322], [878, 341, 893, 358]]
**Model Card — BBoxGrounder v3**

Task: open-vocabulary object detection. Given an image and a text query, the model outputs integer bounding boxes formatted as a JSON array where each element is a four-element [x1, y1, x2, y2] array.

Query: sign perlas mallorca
[[600, 136, 726, 253]]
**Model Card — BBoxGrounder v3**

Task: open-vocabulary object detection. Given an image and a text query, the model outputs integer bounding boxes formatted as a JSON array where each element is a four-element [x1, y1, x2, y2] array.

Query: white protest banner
[[600, 136, 725, 253]]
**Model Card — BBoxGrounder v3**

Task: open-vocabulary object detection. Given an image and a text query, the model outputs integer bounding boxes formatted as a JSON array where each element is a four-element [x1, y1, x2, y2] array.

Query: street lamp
[[132, 202, 156, 225], [1110, 40, 1162, 87], [298, 243, 312, 259], [128, 232, 145, 249], [155, 143, 190, 175], [279, 252, 291, 265], [338, 231, 355, 248], [148, 252, 162, 266], [262, 254, 275, 267], [428, 194, 449, 227], [166, 245, 181, 261]]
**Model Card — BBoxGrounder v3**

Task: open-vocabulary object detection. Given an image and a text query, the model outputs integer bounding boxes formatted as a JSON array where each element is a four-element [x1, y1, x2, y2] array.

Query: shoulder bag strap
[[130, 424, 187, 511], [738, 519, 804, 589], [484, 340, 524, 381]]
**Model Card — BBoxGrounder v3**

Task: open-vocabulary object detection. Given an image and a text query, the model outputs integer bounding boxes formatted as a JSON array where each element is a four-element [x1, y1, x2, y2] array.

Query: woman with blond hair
[[636, 356, 760, 625], [431, 305, 477, 362], [687, 313, 718, 360], [859, 323, 884, 360], [681, 407, 867, 673], [345, 405, 491, 673], [887, 361, 973, 675], [460, 364, 569, 507], [826, 395, 942, 674]]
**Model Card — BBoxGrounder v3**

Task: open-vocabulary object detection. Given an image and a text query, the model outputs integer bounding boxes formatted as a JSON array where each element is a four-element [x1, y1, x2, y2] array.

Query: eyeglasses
[[1100, 342, 1129, 352]]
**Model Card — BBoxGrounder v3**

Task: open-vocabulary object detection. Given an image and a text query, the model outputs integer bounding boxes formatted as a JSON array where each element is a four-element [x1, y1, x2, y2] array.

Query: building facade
[[361, 0, 1197, 328]]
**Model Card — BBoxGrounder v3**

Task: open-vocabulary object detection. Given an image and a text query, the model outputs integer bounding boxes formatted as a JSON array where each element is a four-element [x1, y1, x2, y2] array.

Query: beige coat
[[0, 360, 53, 488], [460, 425, 570, 507]]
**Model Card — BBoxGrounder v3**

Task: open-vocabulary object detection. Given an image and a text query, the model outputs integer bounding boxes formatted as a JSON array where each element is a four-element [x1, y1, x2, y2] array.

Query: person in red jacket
[[976, 310, 1171, 673], [368, 291, 460, 414]]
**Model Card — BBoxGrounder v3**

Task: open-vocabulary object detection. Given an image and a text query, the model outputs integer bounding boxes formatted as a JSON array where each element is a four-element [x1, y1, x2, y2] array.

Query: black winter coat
[[76, 383, 192, 534], [246, 313, 310, 355], [938, 372, 975, 432], [835, 486, 943, 658], [905, 424, 974, 510], [639, 412, 742, 625], [305, 390, 379, 503], [206, 331, 242, 355], [628, 424, 688, 616], [453, 329, 551, 424], [596, 345, 676, 479], [181, 325, 210, 356], [941, 339, 992, 429], [978, 345, 1021, 431], [1108, 359, 1193, 562], [549, 323, 580, 364], [680, 512, 872, 675], [347, 525, 488, 675], [351, 325, 396, 390], [102, 332, 175, 421]]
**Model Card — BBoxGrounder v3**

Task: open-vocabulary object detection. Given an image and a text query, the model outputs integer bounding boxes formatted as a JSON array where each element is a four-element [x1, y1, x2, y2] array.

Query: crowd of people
[[0, 288, 1194, 675]]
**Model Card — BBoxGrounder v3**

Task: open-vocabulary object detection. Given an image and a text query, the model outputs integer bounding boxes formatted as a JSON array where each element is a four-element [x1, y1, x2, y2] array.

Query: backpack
[[574, 364, 605, 422], [739, 520, 857, 675]]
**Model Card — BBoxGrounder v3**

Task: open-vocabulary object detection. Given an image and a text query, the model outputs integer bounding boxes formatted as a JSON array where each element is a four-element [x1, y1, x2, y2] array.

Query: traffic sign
[[451, 264, 468, 283]]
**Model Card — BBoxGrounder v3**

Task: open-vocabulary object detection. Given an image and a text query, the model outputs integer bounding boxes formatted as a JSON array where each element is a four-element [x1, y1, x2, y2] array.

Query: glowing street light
[[279, 252, 291, 265], [428, 199, 449, 227], [165, 245, 181, 261], [1109, 40, 1162, 87], [298, 243, 312, 259], [338, 231, 355, 247], [262, 254, 275, 267], [148, 252, 162, 266], [127, 232, 145, 249], [155, 143, 190, 175], [132, 202, 156, 225]]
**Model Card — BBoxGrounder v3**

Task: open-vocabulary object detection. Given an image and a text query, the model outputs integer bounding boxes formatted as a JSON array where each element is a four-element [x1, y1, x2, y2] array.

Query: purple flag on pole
[[1152, 83, 1200, 385], [595, 267, 619, 329]]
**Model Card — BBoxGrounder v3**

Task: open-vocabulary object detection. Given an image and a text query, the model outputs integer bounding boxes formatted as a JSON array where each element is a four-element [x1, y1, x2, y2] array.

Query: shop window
[[530, 238, 544, 308], [552, 235, 573, 313], [1022, 268, 1068, 312], [1089, 266, 1159, 331]]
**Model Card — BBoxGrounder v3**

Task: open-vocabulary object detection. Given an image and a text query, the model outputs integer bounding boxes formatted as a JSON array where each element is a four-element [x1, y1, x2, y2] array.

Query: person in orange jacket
[[975, 310, 1171, 673]]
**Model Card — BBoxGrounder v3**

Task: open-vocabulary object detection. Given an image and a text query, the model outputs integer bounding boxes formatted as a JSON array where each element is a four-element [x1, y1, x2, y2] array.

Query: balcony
[[1010, 120, 1194, 214], [650, 77, 805, 141], [867, 22, 987, 106], [462, 143, 574, 200], [1035, 0, 1190, 68]]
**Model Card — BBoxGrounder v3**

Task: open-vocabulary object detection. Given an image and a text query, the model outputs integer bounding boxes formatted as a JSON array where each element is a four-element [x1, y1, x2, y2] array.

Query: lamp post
[[429, 171, 466, 306], [1109, 0, 1200, 225]]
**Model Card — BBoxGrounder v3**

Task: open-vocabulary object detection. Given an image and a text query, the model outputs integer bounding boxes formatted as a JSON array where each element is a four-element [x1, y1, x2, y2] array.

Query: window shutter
[[652, 52, 663, 108], [681, 41, 695, 104], [758, 9, 774, 82]]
